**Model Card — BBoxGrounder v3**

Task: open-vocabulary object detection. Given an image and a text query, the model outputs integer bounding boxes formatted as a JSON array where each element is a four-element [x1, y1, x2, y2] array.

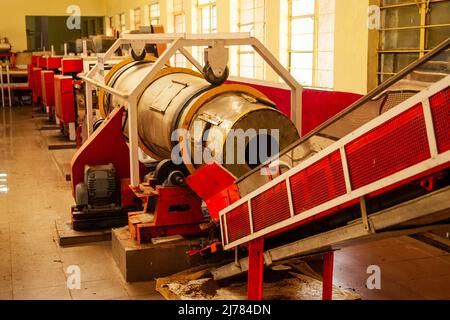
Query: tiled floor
[[0, 106, 163, 300], [334, 236, 450, 299], [0, 106, 449, 300]]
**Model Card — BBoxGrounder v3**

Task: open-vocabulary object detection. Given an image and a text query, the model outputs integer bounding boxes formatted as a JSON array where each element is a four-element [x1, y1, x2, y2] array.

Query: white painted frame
[[80, 32, 303, 187], [220, 75, 450, 250]]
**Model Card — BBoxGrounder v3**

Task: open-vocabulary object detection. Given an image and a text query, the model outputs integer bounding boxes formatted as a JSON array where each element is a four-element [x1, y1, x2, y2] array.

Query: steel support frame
[[80, 32, 303, 187]]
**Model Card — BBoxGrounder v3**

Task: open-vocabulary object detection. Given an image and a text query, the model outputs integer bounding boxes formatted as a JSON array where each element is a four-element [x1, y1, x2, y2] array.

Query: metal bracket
[[130, 40, 146, 57], [263, 251, 273, 267], [204, 41, 229, 77], [360, 196, 374, 233]]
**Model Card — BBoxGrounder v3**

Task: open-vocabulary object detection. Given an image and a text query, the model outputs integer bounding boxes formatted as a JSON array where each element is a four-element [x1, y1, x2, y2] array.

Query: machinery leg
[[322, 251, 334, 300], [69, 122, 76, 141], [76, 126, 82, 148], [248, 237, 264, 300]]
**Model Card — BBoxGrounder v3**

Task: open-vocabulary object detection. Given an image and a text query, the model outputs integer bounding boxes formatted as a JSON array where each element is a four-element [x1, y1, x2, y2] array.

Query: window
[[288, 0, 335, 88], [0, 173, 7, 193], [238, 0, 265, 79], [150, 2, 161, 25], [195, 0, 217, 65], [133, 7, 141, 30], [120, 13, 126, 32], [108, 16, 115, 36], [198, 0, 217, 33], [173, 0, 187, 67], [377, 0, 450, 84], [174, 0, 185, 12]]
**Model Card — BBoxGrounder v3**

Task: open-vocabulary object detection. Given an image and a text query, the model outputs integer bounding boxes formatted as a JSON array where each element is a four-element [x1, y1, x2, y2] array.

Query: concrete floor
[[0, 105, 449, 300]]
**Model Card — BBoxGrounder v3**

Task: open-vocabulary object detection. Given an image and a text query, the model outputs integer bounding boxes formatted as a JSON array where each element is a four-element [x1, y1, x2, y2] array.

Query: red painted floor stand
[[322, 251, 334, 300], [248, 238, 265, 300]]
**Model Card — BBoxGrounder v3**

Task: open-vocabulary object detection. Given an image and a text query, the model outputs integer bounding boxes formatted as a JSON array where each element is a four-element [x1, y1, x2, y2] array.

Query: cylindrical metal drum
[[99, 58, 300, 178]]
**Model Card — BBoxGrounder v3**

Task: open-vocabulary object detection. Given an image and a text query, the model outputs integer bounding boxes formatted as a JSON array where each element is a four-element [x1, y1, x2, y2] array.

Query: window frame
[[120, 13, 127, 32], [109, 16, 115, 34], [377, 0, 450, 84], [150, 1, 161, 25], [237, 0, 266, 79], [134, 7, 141, 30], [287, 0, 318, 87], [197, 0, 217, 34], [173, 0, 187, 67]]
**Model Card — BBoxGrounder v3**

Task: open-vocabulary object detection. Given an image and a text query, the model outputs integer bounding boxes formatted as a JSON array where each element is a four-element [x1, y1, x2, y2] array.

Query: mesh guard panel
[[226, 203, 250, 243], [430, 87, 450, 154], [346, 104, 431, 190], [252, 181, 291, 232], [290, 151, 347, 215]]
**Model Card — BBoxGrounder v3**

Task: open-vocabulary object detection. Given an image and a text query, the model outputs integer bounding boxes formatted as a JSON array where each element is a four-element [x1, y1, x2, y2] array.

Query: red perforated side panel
[[226, 203, 251, 243], [346, 104, 431, 190], [290, 151, 347, 215], [429, 87, 450, 154], [251, 181, 291, 232]]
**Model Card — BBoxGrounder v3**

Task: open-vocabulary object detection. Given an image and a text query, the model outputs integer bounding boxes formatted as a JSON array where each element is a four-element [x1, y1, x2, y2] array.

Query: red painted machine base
[[128, 185, 207, 244]]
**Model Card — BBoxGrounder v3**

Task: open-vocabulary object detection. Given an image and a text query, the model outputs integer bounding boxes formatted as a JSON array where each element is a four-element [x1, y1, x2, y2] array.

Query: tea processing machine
[[74, 33, 449, 300], [72, 33, 300, 235]]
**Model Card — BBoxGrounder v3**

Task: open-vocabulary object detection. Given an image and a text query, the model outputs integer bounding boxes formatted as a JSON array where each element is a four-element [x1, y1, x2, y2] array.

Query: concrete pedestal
[[112, 227, 228, 282]]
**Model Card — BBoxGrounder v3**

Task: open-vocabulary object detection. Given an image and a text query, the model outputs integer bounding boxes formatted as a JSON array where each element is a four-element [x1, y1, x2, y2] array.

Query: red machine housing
[[38, 56, 47, 69], [41, 71, 55, 118], [62, 58, 83, 75], [128, 185, 206, 244], [54, 75, 75, 123], [71, 107, 133, 194], [31, 55, 39, 67], [32, 68, 42, 103], [186, 163, 240, 221], [47, 57, 62, 70]]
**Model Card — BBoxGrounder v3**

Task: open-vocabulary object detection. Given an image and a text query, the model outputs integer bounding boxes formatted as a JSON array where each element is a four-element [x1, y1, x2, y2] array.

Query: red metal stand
[[322, 251, 334, 300], [248, 237, 264, 300], [71, 107, 132, 195]]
